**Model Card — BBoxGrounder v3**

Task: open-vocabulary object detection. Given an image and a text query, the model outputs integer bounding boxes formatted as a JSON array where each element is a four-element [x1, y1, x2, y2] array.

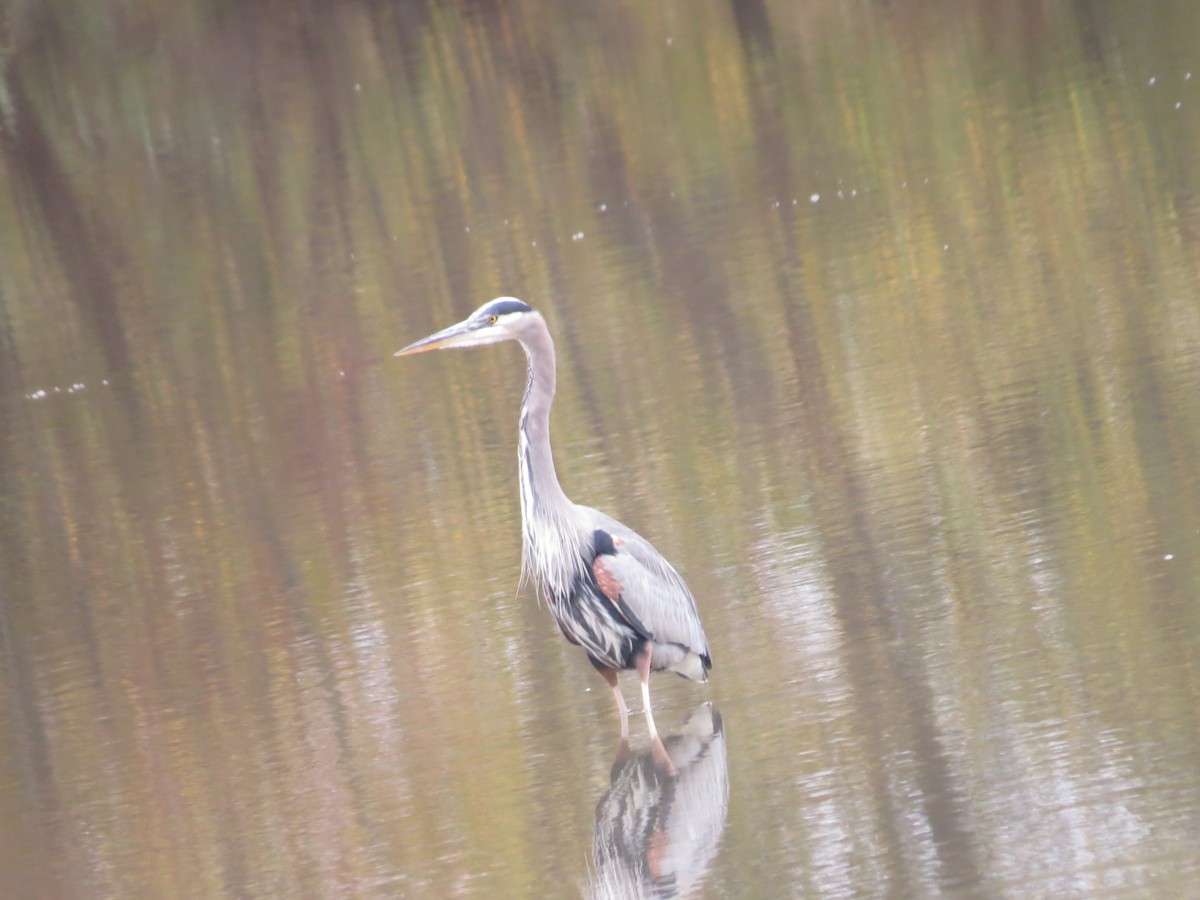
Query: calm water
[[2, 1, 1199, 897]]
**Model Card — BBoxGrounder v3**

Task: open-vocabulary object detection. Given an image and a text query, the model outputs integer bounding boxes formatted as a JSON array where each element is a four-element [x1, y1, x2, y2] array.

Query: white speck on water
[[666, 37, 673, 46], [1164, 553, 1174, 561], [810, 193, 820, 203], [837, 190, 844, 199], [1176, 102, 1182, 110], [571, 231, 585, 241], [464, 226, 470, 233], [791, 198, 797, 206], [599, 203, 607, 212], [102, 379, 110, 386], [773, 200, 780, 208], [531, 240, 537, 247], [354, 83, 362, 92], [851, 189, 858, 197], [1186, 72, 1193, 81], [1149, 76, 1157, 85], [339, 370, 346, 377], [943, 244, 950, 251], [503, 218, 509, 225]]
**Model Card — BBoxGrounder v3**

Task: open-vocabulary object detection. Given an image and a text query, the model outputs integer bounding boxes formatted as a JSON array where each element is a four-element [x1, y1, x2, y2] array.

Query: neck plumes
[[516, 316, 582, 599]]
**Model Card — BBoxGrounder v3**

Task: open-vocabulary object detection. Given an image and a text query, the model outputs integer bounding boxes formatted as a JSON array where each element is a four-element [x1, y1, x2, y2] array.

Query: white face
[[395, 297, 536, 356]]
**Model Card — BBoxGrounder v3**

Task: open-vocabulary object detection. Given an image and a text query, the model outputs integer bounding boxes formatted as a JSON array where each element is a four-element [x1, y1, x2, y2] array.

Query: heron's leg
[[635, 646, 676, 773], [595, 664, 629, 740], [635, 644, 658, 740]]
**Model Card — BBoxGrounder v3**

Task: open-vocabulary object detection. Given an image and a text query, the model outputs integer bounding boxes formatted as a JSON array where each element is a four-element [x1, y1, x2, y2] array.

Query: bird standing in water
[[396, 298, 711, 740]]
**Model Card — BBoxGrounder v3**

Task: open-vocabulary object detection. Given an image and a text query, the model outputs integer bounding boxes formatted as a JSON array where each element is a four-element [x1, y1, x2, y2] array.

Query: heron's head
[[395, 297, 536, 356]]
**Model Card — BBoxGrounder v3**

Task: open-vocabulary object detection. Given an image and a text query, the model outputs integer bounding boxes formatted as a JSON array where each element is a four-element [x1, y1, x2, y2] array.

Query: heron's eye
[[488, 314, 499, 324]]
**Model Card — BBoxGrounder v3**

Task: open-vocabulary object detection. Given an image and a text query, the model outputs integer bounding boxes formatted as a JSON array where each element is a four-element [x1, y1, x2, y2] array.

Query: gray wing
[[581, 507, 710, 660]]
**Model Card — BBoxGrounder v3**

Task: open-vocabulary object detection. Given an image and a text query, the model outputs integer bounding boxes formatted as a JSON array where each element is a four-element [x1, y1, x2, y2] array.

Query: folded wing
[[585, 511, 712, 675]]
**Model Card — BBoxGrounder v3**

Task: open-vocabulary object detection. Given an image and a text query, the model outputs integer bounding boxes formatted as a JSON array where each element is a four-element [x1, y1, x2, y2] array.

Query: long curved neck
[[516, 314, 579, 596], [517, 314, 570, 508]]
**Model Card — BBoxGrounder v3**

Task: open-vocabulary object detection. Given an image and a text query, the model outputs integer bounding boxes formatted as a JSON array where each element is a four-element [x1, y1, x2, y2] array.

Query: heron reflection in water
[[591, 703, 729, 900], [397, 298, 712, 741]]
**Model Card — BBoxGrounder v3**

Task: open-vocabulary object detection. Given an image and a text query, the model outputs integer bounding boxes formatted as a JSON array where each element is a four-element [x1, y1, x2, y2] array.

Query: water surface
[[1, 1, 1198, 896]]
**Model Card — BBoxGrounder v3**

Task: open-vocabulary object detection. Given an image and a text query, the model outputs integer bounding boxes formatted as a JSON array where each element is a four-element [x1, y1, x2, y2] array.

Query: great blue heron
[[396, 297, 712, 740]]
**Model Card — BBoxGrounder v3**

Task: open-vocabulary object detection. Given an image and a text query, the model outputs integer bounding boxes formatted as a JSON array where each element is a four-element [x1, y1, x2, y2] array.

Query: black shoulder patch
[[592, 529, 617, 557], [486, 298, 534, 317]]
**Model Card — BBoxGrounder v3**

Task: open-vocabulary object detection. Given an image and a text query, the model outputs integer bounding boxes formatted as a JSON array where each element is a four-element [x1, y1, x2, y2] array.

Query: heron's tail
[[670, 650, 710, 683]]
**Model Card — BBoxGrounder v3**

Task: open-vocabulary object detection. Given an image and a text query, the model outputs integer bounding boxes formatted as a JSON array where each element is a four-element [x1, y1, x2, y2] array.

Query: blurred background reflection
[[1, 0, 1198, 896]]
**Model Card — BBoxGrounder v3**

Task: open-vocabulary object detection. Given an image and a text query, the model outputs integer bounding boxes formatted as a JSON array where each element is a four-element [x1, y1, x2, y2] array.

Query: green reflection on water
[[1, 0, 1198, 896]]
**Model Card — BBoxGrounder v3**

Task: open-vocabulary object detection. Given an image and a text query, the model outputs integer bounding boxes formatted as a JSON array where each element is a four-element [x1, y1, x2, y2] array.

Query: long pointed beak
[[394, 318, 475, 356]]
